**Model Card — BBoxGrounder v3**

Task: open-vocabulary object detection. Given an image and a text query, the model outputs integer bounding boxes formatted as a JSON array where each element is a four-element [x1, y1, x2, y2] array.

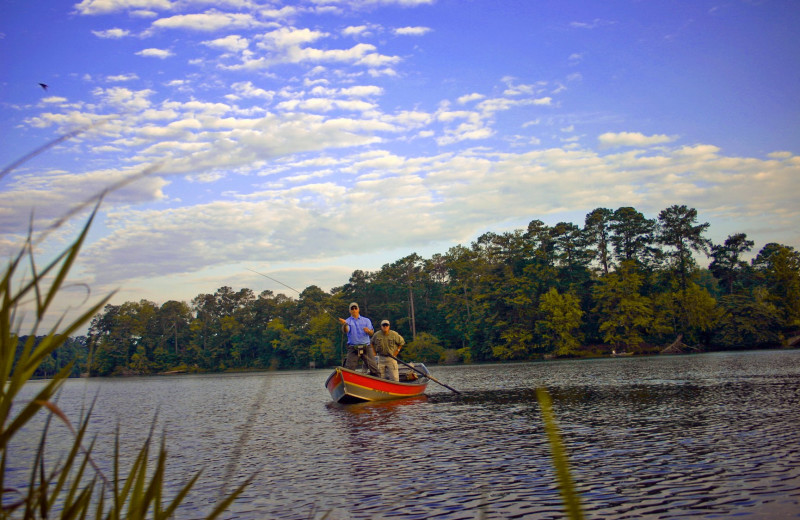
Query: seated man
[[371, 319, 405, 381]]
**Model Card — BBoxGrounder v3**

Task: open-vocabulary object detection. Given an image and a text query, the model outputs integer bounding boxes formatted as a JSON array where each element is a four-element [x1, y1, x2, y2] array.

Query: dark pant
[[344, 343, 379, 375]]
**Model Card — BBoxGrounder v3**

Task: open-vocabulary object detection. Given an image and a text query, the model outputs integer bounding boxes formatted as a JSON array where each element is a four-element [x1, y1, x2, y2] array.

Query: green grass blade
[[0, 136, 252, 520], [204, 476, 254, 520], [157, 471, 202, 520], [536, 387, 584, 520], [0, 365, 71, 447]]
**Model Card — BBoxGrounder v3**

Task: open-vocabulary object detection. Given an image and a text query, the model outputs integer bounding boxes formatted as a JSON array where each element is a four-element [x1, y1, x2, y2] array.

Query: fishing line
[[247, 267, 346, 361], [246, 268, 303, 296]]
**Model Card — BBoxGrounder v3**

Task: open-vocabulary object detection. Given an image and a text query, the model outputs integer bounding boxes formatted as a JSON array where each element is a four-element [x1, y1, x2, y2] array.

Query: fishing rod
[[246, 267, 340, 318], [246, 268, 304, 296], [248, 267, 347, 361]]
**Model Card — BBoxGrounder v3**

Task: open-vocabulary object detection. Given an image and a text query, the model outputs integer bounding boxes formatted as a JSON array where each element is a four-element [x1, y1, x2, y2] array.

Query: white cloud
[[368, 67, 399, 77], [92, 28, 131, 38], [276, 98, 335, 112], [339, 85, 383, 97], [150, 10, 263, 32], [394, 26, 431, 36], [68, 141, 799, 293], [95, 86, 155, 110], [570, 19, 615, 30], [568, 53, 583, 64], [136, 48, 173, 59], [598, 131, 676, 148], [343, 25, 376, 37], [231, 81, 274, 99], [260, 27, 327, 48], [106, 73, 139, 82], [457, 93, 484, 104], [203, 34, 249, 52], [74, 0, 172, 16], [225, 29, 402, 73], [0, 166, 168, 234], [25, 110, 102, 129]]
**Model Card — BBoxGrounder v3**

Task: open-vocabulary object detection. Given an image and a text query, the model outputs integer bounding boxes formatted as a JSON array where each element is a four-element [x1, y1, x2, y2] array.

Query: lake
[[10, 350, 800, 519]]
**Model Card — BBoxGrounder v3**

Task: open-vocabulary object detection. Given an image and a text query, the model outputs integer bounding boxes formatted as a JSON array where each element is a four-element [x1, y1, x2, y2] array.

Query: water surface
[[11, 350, 800, 519]]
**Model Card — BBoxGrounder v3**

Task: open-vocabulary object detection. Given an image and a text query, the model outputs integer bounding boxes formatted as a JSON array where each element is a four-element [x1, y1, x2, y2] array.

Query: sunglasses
[[381, 324, 389, 327], [350, 306, 358, 310]]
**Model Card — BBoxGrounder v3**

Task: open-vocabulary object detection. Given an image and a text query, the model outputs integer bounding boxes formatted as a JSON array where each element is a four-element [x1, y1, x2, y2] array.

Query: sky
[[1, 0, 799, 332]]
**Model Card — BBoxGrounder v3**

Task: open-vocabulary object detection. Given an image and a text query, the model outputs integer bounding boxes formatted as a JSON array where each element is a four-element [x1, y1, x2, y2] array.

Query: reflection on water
[[10, 350, 800, 519]]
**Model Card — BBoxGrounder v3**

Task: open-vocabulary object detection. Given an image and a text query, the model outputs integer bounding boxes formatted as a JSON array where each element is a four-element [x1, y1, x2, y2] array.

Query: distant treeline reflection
[[25, 205, 800, 376]]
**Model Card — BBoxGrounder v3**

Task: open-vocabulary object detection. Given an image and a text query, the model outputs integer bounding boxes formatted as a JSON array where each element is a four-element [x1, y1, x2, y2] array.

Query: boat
[[324, 363, 430, 403]]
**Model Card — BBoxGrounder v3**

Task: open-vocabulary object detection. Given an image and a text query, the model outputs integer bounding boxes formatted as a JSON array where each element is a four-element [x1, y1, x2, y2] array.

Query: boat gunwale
[[324, 365, 429, 403], [331, 365, 429, 387]]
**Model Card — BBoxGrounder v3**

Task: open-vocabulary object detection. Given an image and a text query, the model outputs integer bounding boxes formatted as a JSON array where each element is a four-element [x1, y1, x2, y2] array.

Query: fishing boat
[[324, 363, 430, 403]]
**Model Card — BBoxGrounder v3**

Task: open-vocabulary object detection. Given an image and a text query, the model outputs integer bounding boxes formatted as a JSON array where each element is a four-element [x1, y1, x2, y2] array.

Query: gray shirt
[[371, 329, 405, 356]]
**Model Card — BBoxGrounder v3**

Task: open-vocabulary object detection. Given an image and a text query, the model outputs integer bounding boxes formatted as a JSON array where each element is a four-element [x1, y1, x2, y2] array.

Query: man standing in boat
[[338, 303, 379, 375], [372, 320, 405, 381]]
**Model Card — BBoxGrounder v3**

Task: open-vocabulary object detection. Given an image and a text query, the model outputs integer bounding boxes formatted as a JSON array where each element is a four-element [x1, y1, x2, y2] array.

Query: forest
[[28, 204, 800, 377]]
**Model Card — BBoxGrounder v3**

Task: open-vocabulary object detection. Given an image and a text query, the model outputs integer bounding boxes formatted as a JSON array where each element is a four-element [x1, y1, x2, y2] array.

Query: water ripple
[[10, 350, 800, 519]]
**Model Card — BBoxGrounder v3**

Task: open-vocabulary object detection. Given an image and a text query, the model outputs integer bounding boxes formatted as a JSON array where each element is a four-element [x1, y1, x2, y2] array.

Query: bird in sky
[[38, 83, 48, 91]]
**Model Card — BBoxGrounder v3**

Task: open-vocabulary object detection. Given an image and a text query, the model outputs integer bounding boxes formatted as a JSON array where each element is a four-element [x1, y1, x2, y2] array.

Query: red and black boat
[[324, 363, 430, 403]]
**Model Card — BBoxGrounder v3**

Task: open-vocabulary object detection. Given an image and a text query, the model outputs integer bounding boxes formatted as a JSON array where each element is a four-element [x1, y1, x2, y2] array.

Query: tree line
[[27, 204, 800, 376]]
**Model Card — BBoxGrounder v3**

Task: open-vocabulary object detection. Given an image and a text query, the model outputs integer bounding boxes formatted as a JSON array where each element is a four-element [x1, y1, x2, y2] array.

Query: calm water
[[10, 350, 800, 519]]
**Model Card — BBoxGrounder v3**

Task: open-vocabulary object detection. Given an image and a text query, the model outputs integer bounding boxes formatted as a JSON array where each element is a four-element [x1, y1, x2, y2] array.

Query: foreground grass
[[536, 388, 585, 520], [1, 132, 251, 518], [1, 209, 251, 519]]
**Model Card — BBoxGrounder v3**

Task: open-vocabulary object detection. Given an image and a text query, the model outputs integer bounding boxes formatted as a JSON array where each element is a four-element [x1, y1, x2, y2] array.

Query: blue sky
[[1, 0, 799, 331]]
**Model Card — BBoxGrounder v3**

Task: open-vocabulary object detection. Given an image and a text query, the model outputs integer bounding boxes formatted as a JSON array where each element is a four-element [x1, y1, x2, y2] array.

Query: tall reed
[[536, 387, 584, 520], [1, 139, 250, 518]]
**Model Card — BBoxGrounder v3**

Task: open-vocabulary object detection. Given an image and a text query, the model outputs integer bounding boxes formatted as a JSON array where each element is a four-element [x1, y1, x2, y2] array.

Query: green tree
[[190, 287, 255, 370], [656, 205, 711, 292], [404, 331, 445, 363], [526, 219, 556, 267], [609, 207, 657, 265], [87, 300, 158, 375], [238, 289, 283, 368], [709, 233, 754, 295], [493, 325, 535, 360], [536, 288, 584, 356], [752, 243, 800, 329], [266, 317, 301, 369], [714, 289, 781, 348], [438, 245, 482, 353], [337, 269, 377, 316], [369, 254, 426, 341], [652, 282, 719, 345], [307, 314, 339, 367], [130, 343, 152, 373], [584, 208, 613, 275], [550, 222, 593, 291], [294, 285, 340, 368], [155, 300, 193, 360], [593, 261, 652, 352], [472, 231, 540, 361]]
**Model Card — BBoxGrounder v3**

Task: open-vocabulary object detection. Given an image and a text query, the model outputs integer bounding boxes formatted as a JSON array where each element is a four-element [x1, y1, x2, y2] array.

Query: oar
[[386, 353, 461, 394]]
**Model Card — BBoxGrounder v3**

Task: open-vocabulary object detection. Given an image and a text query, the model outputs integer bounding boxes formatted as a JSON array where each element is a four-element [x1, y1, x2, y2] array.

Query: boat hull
[[325, 366, 428, 403]]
